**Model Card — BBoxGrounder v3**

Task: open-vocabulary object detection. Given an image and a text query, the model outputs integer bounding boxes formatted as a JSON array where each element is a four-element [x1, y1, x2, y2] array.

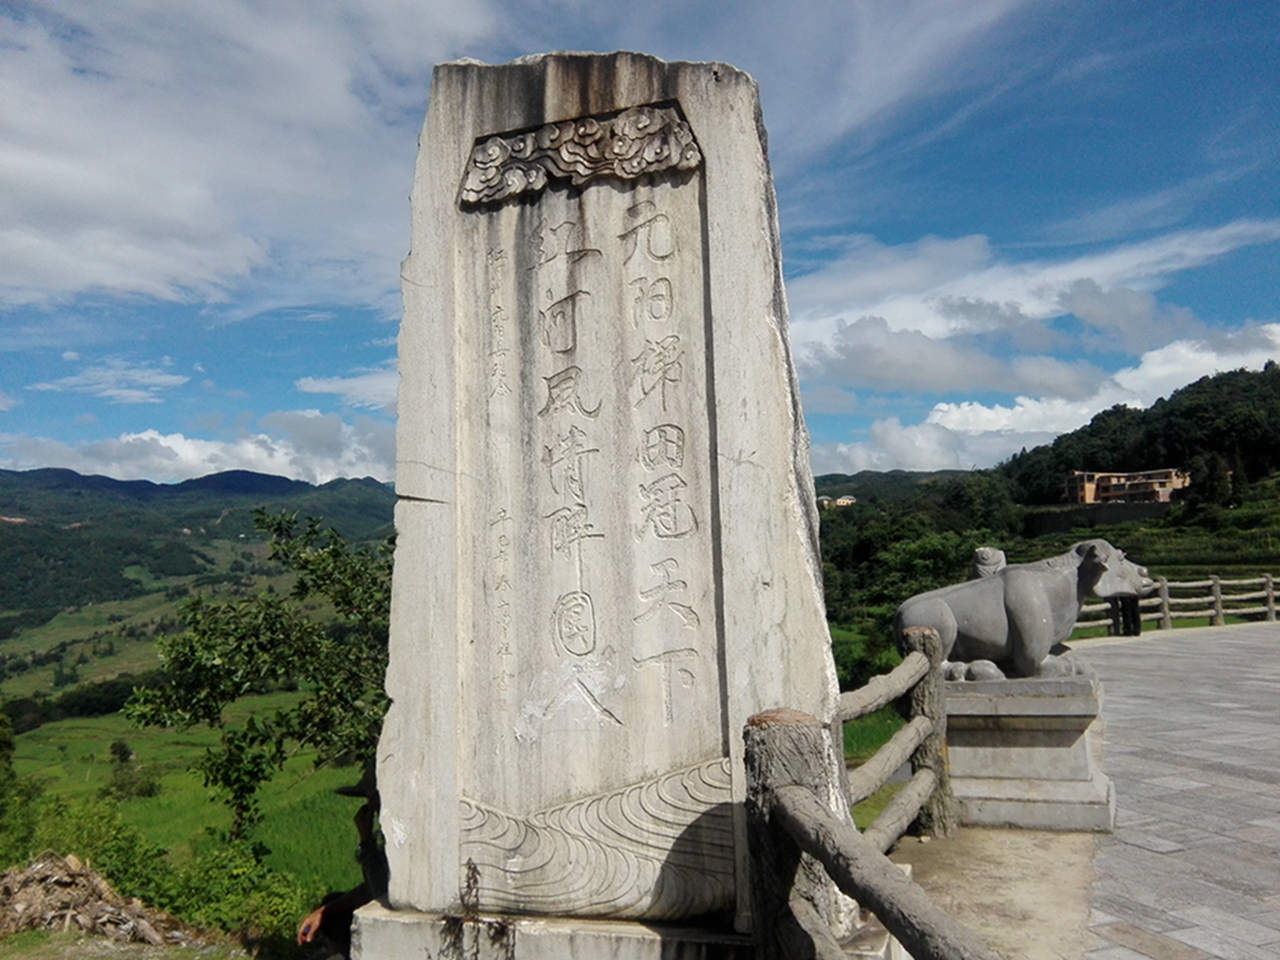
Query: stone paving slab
[[1073, 623, 1280, 960]]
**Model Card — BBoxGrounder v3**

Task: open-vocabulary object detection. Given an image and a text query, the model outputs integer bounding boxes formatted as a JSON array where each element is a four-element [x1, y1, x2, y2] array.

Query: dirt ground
[[0, 930, 250, 959], [3, 830, 1096, 960], [889, 827, 1097, 960]]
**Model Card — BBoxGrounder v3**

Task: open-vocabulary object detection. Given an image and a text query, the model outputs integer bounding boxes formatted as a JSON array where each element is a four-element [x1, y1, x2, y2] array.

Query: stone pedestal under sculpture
[[945, 672, 1116, 832], [354, 52, 866, 958]]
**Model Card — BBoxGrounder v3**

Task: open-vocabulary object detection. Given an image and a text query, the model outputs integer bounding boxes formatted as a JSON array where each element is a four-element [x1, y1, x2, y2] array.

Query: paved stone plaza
[[1076, 623, 1280, 959]]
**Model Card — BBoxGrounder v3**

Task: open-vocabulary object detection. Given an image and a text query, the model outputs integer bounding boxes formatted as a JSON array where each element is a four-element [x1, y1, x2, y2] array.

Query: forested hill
[[814, 469, 968, 502], [0, 469, 395, 631], [0, 468, 393, 536], [1000, 364, 1280, 504]]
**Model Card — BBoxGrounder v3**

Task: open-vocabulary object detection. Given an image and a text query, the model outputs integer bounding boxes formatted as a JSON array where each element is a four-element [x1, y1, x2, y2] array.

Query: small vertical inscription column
[[622, 197, 709, 731]]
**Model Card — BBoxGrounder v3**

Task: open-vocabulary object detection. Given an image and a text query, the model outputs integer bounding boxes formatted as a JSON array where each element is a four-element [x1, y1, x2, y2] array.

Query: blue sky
[[1, 1, 1277, 483]]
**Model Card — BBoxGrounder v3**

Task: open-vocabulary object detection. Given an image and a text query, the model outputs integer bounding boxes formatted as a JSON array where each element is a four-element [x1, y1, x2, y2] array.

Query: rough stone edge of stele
[[383, 50, 843, 934]]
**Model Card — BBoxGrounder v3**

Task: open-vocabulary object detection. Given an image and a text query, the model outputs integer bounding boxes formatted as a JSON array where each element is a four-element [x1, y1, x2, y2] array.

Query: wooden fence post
[[744, 709, 849, 960], [900, 626, 954, 838], [1265, 574, 1276, 622], [1210, 575, 1224, 626], [1158, 576, 1172, 629]]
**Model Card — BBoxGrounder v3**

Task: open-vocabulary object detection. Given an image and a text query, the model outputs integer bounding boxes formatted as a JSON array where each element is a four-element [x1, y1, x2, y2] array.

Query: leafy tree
[[0, 711, 14, 794], [51, 659, 79, 688], [1000, 366, 1280, 503], [126, 510, 392, 838], [937, 473, 1019, 535], [0, 711, 45, 868]]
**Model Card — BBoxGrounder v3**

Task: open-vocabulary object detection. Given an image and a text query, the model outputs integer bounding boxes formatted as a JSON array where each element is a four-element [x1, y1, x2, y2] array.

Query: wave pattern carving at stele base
[[459, 757, 734, 919]]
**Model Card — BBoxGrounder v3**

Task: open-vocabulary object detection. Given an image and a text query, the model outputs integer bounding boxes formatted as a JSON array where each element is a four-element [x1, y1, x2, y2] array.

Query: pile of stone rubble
[[0, 851, 199, 945]]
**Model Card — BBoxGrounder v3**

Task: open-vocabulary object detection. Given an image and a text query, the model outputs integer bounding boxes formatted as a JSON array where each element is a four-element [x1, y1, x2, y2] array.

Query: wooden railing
[[1073, 573, 1277, 635], [835, 625, 954, 846], [742, 627, 1000, 959]]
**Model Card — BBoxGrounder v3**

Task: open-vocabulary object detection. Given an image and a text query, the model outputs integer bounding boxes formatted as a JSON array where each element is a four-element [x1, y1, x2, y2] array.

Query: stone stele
[[367, 51, 846, 948]]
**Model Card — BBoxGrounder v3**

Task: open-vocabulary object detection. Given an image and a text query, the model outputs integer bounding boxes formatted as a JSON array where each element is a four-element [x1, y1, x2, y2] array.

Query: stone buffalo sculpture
[[894, 539, 1153, 679]]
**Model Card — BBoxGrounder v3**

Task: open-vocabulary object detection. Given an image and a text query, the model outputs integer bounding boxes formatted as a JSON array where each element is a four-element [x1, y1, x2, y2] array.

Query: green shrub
[[4, 792, 307, 943], [0, 711, 45, 869], [99, 760, 162, 800], [168, 839, 307, 939], [27, 794, 173, 905], [830, 622, 902, 692]]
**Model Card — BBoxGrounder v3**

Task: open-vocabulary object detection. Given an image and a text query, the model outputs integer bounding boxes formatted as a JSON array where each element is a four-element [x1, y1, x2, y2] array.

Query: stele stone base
[[944, 671, 1116, 832], [351, 903, 911, 960]]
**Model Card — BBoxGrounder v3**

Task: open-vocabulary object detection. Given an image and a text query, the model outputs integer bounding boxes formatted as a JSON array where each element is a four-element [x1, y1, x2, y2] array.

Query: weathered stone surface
[[353, 903, 907, 960], [963, 660, 1005, 681], [895, 539, 1153, 678], [352, 904, 752, 960], [945, 674, 1116, 831], [969, 547, 1006, 579], [459, 103, 703, 204], [378, 51, 839, 930]]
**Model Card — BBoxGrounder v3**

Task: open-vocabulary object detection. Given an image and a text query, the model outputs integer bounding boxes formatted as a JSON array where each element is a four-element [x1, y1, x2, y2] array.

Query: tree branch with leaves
[[126, 510, 392, 838]]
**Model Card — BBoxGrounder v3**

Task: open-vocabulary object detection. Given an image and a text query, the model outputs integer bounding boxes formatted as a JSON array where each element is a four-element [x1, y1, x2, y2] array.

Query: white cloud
[[0, 313, 123, 352], [788, 220, 1280, 346], [1006, 355, 1108, 402], [930, 324, 1280, 436], [0, 0, 1043, 318], [258, 409, 392, 468], [814, 325, 1280, 473], [811, 417, 1056, 475], [61, 350, 80, 361], [296, 360, 397, 411], [1056, 279, 1200, 354], [27, 358, 190, 404], [0, 1, 497, 312], [790, 234, 994, 334], [1041, 178, 1203, 244], [0, 389, 15, 412], [799, 315, 1106, 399], [721, 0, 1031, 165], [1, 415, 394, 484], [926, 395, 1123, 437], [1110, 326, 1280, 401]]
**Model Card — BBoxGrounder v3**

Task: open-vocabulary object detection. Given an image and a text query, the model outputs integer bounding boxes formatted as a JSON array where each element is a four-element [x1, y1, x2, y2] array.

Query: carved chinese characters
[[447, 115, 724, 916], [473, 168, 715, 753], [383, 55, 843, 937]]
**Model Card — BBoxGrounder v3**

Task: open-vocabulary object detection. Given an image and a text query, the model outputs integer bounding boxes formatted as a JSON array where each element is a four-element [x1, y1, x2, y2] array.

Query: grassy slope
[[0, 541, 294, 702], [0, 473, 394, 946], [12, 694, 363, 900]]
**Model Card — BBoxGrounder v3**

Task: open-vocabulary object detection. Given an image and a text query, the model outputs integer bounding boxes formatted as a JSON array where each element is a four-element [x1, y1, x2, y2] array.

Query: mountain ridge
[[0, 469, 398, 630]]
